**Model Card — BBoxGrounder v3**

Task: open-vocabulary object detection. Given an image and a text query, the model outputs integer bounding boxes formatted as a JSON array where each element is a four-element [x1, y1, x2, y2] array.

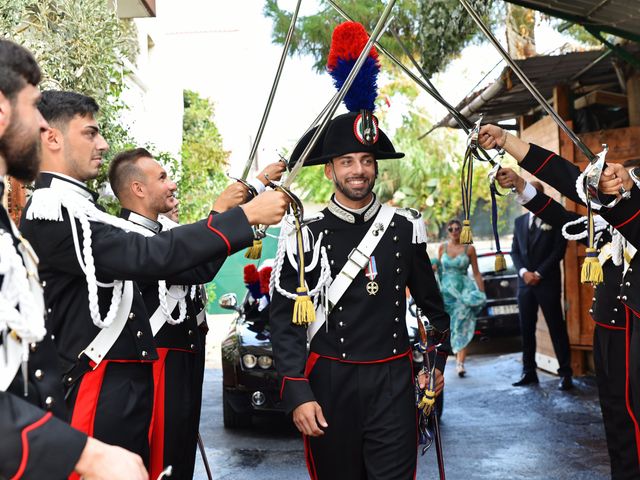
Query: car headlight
[[242, 354, 257, 369], [257, 355, 273, 369]]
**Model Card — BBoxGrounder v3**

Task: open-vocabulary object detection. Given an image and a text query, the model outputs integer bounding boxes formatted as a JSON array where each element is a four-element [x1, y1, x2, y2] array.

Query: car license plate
[[488, 304, 518, 315]]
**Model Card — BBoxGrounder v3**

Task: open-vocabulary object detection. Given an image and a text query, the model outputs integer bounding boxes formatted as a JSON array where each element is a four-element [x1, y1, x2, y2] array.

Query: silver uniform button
[[394, 317, 399, 323], [623, 296, 628, 301], [395, 285, 400, 291], [47, 308, 52, 314], [626, 282, 631, 287], [136, 331, 143, 338], [338, 306, 343, 311], [34, 369, 44, 380], [128, 312, 136, 320], [141, 350, 148, 358], [392, 349, 397, 354], [614, 307, 618, 312], [396, 268, 401, 274], [592, 297, 596, 301], [395, 252, 401, 258], [340, 338, 345, 343], [42, 281, 46, 287], [611, 320, 616, 324], [393, 236, 398, 242], [330, 260, 335, 266], [189, 330, 194, 336], [589, 309, 593, 314], [390, 222, 395, 228], [190, 344, 195, 349], [393, 333, 398, 338], [29, 343, 37, 352], [338, 321, 345, 327], [395, 300, 400, 307], [341, 353, 347, 359], [327, 245, 332, 251], [45, 396, 54, 408]]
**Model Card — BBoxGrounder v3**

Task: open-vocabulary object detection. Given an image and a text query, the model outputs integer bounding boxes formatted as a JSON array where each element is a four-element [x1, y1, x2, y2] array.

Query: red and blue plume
[[327, 21, 380, 113], [243, 264, 261, 299]]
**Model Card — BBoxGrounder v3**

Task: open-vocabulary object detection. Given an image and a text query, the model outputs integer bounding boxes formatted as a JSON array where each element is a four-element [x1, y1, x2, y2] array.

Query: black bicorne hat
[[288, 111, 405, 168]]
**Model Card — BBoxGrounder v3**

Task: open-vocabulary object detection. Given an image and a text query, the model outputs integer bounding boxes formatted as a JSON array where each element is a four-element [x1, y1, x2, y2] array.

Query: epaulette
[[394, 207, 427, 244]]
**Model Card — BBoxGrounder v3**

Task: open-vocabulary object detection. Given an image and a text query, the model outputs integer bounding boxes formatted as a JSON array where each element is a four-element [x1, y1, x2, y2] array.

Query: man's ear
[[130, 180, 145, 199], [324, 161, 333, 181], [41, 127, 63, 152], [0, 91, 12, 138]]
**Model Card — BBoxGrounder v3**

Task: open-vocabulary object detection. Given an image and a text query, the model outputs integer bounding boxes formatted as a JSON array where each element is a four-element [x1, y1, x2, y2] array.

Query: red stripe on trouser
[[149, 348, 170, 480], [624, 306, 640, 465], [303, 434, 318, 480], [68, 361, 111, 480]]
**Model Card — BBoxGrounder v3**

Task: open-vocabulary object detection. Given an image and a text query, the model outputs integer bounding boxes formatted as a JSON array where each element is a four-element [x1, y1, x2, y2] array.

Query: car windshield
[[475, 253, 516, 275]]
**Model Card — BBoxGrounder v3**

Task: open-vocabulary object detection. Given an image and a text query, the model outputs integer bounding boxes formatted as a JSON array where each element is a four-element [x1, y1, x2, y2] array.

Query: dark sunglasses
[[447, 226, 461, 233]]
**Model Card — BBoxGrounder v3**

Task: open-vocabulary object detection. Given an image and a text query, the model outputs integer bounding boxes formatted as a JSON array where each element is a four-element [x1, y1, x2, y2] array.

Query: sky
[[143, 0, 577, 176]]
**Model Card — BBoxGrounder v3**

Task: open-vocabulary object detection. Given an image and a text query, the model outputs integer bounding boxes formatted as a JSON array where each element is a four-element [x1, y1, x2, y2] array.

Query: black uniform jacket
[[270, 197, 451, 413], [119, 208, 225, 350], [522, 190, 626, 330], [19, 173, 253, 386], [520, 144, 639, 315]]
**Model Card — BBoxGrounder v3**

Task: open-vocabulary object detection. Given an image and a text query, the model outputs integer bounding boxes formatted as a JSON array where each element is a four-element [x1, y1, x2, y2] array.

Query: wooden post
[[627, 70, 640, 127]]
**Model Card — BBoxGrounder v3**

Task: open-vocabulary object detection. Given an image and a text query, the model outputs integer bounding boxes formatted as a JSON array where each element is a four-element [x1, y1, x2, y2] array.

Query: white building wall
[[119, 13, 184, 159]]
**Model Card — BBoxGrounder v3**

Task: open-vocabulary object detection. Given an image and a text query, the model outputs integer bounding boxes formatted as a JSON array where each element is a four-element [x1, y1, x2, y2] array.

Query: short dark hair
[[37, 90, 99, 129], [0, 39, 41, 100], [447, 219, 461, 228], [108, 148, 154, 199], [623, 158, 640, 168]]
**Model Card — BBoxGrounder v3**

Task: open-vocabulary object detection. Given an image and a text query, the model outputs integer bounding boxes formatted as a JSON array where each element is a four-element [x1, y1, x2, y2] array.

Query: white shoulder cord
[[0, 231, 47, 370], [270, 230, 332, 306], [157, 282, 188, 325], [561, 215, 608, 241]]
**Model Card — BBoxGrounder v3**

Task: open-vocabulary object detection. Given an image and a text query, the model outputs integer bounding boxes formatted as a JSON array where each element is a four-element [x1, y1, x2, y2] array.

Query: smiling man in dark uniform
[[270, 111, 451, 480], [107, 146, 286, 479]]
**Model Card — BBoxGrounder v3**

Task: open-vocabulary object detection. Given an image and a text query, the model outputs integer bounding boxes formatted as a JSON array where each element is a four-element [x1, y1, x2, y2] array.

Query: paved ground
[[193, 317, 609, 480]]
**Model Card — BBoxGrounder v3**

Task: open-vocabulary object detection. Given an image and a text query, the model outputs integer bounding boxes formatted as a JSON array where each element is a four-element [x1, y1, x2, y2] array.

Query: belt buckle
[[347, 247, 369, 269]]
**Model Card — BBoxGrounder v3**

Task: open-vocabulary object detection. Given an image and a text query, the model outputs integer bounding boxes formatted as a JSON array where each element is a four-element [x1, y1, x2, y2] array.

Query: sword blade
[[458, 0, 598, 163], [241, 0, 303, 180], [197, 432, 213, 480], [283, 0, 398, 188]]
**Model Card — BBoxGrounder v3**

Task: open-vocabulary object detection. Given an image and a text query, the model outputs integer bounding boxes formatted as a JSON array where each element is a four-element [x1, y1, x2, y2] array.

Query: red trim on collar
[[532, 152, 555, 175], [207, 215, 231, 256], [10, 412, 53, 480]]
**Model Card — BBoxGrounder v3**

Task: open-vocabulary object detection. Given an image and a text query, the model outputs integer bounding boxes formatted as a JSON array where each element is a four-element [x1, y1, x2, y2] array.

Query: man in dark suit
[[511, 181, 573, 390]]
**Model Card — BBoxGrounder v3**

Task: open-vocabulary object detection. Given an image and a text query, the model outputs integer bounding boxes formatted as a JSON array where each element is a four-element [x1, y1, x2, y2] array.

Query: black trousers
[[593, 325, 640, 479], [67, 362, 154, 466], [306, 355, 417, 480], [516, 285, 572, 377], [626, 309, 640, 473]]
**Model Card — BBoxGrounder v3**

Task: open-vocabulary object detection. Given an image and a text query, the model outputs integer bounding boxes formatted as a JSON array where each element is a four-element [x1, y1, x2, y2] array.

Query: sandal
[[456, 361, 466, 377]]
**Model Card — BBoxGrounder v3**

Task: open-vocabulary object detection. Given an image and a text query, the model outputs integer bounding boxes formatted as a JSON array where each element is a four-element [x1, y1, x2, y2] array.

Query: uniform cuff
[[280, 377, 315, 414], [248, 177, 267, 195], [205, 206, 254, 255], [516, 182, 537, 205]]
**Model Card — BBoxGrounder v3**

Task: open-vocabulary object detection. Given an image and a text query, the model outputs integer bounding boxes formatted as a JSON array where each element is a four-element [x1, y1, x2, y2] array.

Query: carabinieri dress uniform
[[516, 180, 638, 478], [0, 177, 86, 479], [119, 208, 222, 480], [270, 112, 451, 480], [519, 144, 640, 470], [19, 172, 254, 468]]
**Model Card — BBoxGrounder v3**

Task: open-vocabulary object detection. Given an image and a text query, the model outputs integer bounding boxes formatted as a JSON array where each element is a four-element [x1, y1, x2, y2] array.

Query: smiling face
[[325, 151, 377, 208], [447, 221, 461, 242], [60, 113, 108, 182], [136, 156, 177, 215]]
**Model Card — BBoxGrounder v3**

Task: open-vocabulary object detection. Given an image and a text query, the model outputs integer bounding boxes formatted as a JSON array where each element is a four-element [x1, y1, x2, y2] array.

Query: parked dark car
[[473, 250, 520, 337], [220, 289, 432, 428], [219, 290, 282, 428]]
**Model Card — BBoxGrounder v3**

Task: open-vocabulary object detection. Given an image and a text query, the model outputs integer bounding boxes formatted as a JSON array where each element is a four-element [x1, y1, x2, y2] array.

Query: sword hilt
[[227, 174, 259, 200]]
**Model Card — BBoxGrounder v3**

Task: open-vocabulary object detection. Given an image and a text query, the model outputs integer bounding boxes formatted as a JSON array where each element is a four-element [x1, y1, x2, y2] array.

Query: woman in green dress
[[435, 219, 486, 377]]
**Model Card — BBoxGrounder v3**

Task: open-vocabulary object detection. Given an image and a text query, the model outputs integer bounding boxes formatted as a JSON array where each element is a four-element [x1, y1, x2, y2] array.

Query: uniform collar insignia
[[120, 209, 162, 234], [327, 194, 381, 224], [37, 172, 99, 202]]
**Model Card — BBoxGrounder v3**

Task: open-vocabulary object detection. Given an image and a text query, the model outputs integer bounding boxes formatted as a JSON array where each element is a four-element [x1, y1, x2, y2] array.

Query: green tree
[[0, 0, 138, 195], [263, 0, 497, 77], [177, 90, 229, 223]]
